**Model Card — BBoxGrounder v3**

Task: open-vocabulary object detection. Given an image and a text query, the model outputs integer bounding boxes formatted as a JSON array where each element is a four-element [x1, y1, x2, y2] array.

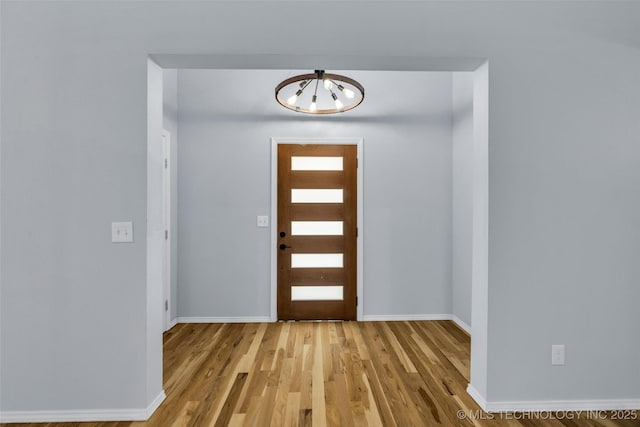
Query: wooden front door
[[277, 144, 357, 320]]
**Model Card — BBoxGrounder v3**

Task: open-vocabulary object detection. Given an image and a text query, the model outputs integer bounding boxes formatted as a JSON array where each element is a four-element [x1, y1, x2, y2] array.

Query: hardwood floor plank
[[312, 324, 328, 427], [390, 322, 472, 426], [182, 324, 250, 427], [2, 321, 637, 427], [332, 369, 358, 426], [213, 372, 248, 427], [227, 413, 245, 427], [169, 401, 198, 427], [361, 359, 398, 427], [283, 392, 301, 427], [373, 322, 447, 425], [242, 395, 264, 427], [269, 356, 294, 426], [237, 323, 267, 373], [379, 321, 418, 373], [359, 322, 424, 426]]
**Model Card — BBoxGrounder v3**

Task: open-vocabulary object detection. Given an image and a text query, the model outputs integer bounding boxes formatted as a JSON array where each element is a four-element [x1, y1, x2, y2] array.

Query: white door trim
[[270, 137, 364, 321], [161, 130, 171, 332]]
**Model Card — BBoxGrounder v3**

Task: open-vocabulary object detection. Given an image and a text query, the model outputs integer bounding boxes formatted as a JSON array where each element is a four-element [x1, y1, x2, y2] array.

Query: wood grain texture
[[277, 144, 358, 321], [2, 321, 638, 427]]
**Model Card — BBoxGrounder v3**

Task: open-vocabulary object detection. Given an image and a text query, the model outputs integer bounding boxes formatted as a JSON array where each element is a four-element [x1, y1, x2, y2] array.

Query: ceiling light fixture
[[275, 70, 364, 114]]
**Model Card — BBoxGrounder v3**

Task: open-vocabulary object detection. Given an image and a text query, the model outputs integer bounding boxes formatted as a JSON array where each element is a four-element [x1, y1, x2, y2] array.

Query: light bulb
[[337, 84, 355, 99], [309, 95, 317, 112], [324, 79, 333, 90], [287, 89, 303, 106], [331, 92, 343, 110]]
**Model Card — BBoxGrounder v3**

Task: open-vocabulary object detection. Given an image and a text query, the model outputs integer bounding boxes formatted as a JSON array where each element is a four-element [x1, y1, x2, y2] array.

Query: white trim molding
[[0, 391, 166, 424], [174, 316, 470, 332], [176, 316, 271, 324], [452, 315, 471, 335], [466, 384, 488, 411], [363, 314, 453, 322], [466, 385, 640, 413], [145, 391, 167, 419], [168, 317, 179, 330], [484, 399, 640, 413]]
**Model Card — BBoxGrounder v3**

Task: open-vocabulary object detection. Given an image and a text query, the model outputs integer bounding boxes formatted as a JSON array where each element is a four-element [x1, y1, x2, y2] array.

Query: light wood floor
[[3, 321, 638, 427]]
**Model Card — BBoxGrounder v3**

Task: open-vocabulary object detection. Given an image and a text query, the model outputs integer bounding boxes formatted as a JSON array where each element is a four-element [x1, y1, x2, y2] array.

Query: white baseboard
[[0, 390, 166, 424], [452, 315, 471, 335], [145, 390, 166, 419], [176, 316, 271, 323], [362, 314, 453, 321], [167, 317, 179, 330], [484, 399, 640, 413], [466, 384, 640, 412], [466, 383, 488, 411], [176, 315, 468, 330]]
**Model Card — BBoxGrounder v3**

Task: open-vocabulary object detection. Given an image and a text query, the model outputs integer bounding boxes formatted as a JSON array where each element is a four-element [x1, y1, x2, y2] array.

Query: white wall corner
[[168, 317, 179, 330], [466, 383, 489, 412], [452, 315, 471, 335], [469, 59, 490, 403], [145, 390, 166, 419]]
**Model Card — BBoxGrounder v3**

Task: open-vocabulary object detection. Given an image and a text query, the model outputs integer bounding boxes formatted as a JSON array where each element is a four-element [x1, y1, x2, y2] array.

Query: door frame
[[161, 130, 172, 331], [270, 137, 364, 321]]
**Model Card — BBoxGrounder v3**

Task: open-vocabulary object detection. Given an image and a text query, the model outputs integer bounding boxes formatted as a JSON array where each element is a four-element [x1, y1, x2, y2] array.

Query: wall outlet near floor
[[551, 344, 565, 365]]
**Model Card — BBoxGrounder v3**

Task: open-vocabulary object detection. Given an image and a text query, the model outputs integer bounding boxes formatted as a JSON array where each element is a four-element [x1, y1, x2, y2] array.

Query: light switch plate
[[112, 221, 134, 243], [257, 215, 269, 228], [551, 344, 565, 365]]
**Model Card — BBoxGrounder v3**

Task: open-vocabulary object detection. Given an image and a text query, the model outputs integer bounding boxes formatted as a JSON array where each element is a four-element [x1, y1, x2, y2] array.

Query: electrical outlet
[[551, 344, 565, 365]]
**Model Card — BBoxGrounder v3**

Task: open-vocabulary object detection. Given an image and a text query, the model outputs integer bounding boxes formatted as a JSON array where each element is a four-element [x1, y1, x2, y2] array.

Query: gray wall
[[162, 69, 179, 322], [452, 72, 474, 329], [176, 70, 453, 319], [2, 3, 150, 413], [1, 0, 639, 416]]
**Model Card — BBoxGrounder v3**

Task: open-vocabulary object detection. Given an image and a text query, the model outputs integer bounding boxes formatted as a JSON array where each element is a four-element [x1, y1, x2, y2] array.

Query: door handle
[[280, 231, 286, 238], [279, 244, 292, 250]]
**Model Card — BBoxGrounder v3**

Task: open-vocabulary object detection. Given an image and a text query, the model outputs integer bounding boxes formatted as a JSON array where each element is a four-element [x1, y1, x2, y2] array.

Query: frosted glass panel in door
[[291, 189, 343, 203], [291, 253, 344, 268], [291, 286, 344, 301], [291, 156, 343, 171], [291, 221, 343, 236]]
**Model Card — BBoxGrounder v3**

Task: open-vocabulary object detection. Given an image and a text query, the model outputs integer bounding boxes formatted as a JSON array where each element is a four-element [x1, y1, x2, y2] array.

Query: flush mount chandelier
[[275, 70, 365, 114]]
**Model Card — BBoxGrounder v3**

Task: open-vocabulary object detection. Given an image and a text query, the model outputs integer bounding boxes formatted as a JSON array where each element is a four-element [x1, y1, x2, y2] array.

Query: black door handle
[[279, 244, 292, 250], [280, 231, 286, 238]]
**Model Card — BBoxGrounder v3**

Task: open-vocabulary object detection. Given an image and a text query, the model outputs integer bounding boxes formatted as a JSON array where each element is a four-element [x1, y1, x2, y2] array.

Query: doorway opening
[[148, 57, 489, 410]]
